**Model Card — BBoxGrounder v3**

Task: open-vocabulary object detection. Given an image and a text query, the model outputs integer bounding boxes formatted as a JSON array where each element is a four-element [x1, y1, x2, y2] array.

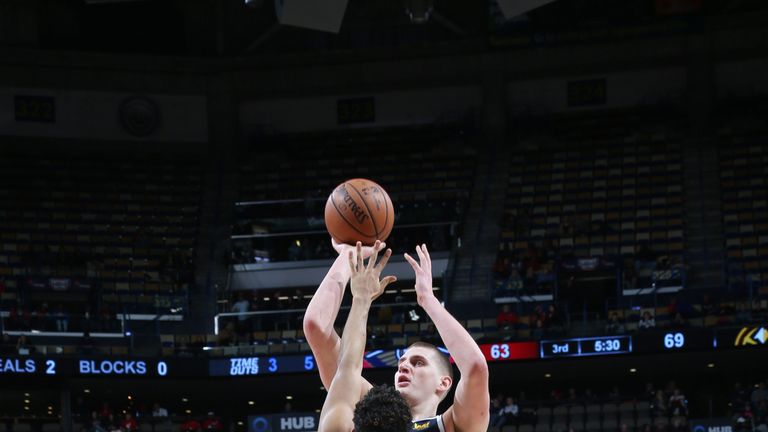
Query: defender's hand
[[348, 241, 397, 302]]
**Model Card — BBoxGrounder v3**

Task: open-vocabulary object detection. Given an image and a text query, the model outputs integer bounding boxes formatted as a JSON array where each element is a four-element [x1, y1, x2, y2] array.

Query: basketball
[[324, 178, 395, 246]]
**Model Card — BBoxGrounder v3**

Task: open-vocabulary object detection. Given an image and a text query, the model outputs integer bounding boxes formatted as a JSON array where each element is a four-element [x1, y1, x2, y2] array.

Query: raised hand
[[348, 240, 397, 303], [404, 244, 436, 307], [333, 237, 382, 262]]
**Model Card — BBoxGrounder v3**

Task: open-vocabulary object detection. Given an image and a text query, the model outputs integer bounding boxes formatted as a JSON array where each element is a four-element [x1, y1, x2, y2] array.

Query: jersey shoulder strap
[[411, 415, 445, 432]]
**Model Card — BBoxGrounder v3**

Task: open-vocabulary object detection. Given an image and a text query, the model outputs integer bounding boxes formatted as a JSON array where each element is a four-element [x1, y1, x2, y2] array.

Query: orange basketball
[[324, 178, 395, 246]]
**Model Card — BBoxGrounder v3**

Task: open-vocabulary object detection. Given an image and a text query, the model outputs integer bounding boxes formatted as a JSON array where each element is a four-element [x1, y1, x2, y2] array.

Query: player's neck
[[410, 399, 439, 421]]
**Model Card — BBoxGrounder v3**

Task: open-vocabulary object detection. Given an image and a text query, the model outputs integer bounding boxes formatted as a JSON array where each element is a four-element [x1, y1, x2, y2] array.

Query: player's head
[[353, 384, 412, 432], [394, 342, 454, 405]]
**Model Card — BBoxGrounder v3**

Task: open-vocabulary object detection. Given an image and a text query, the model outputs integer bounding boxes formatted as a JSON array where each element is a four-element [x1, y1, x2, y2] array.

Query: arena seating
[[231, 124, 477, 262], [718, 127, 768, 298], [0, 149, 201, 330], [495, 113, 685, 301]]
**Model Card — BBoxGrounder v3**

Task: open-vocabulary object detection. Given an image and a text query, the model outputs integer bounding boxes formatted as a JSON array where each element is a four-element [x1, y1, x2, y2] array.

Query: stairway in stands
[[448, 143, 511, 308], [682, 143, 725, 290]]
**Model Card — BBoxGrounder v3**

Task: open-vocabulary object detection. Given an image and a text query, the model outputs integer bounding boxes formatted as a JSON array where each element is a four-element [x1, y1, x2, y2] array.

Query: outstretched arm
[[319, 242, 396, 432], [405, 244, 490, 432], [303, 239, 379, 389]]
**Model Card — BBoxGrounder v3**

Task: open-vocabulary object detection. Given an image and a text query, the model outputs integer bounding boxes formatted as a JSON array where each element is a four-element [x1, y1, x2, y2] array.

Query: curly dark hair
[[353, 385, 412, 432]]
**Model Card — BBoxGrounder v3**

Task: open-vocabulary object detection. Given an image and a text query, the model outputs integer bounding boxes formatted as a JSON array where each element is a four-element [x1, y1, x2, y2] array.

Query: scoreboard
[[0, 326, 764, 379], [633, 329, 715, 353], [209, 355, 316, 377], [540, 335, 632, 359], [0, 357, 190, 378]]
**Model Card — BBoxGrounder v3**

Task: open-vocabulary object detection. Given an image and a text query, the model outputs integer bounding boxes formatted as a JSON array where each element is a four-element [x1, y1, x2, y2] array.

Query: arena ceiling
[[0, 0, 766, 58]]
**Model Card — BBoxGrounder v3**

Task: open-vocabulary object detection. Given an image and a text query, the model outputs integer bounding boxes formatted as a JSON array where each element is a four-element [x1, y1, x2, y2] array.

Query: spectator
[[606, 313, 626, 335], [53, 304, 69, 332], [217, 322, 235, 347], [701, 294, 717, 316], [34, 303, 49, 330], [152, 403, 168, 418], [731, 382, 749, 411], [493, 256, 512, 281], [644, 383, 657, 403], [545, 304, 563, 333], [734, 402, 754, 432], [754, 400, 768, 432], [638, 311, 656, 330], [99, 402, 113, 424], [669, 388, 688, 417], [86, 412, 106, 432], [752, 382, 768, 407], [608, 386, 621, 401], [202, 412, 223, 431], [231, 293, 250, 336], [670, 312, 688, 329], [550, 388, 564, 402], [531, 305, 545, 326], [623, 263, 637, 290], [531, 316, 545, 340], [121, 413, 138, 432], [489, 397, 503, 428], [104, 414, 120, 432], [16, 334, 33, 355], [232, 293, 249, 317], [651, 390, 667, 418], [566, 388, 579, 404], [507, 268, 524, 293], [497, 304, 518, 330], [181, 415, 201, 432], [583, 388, 597, 403], [492, 397, 519, 428]]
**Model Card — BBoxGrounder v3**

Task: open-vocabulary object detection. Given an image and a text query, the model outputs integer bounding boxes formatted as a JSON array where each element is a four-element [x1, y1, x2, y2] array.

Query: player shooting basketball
[[306, 241, 490, 432], [318, 240, 411, 432]]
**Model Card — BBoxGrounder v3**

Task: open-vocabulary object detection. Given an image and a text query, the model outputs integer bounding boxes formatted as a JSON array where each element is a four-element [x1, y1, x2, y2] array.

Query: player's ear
[[438, 375, 452, 392]]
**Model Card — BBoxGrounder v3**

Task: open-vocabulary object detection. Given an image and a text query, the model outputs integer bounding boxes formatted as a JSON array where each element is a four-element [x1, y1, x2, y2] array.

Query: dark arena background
[[1, 0, 767, 431]]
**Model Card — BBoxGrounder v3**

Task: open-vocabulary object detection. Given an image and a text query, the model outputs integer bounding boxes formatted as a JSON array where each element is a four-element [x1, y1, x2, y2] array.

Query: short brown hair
[[407, 341, 454, 383]]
